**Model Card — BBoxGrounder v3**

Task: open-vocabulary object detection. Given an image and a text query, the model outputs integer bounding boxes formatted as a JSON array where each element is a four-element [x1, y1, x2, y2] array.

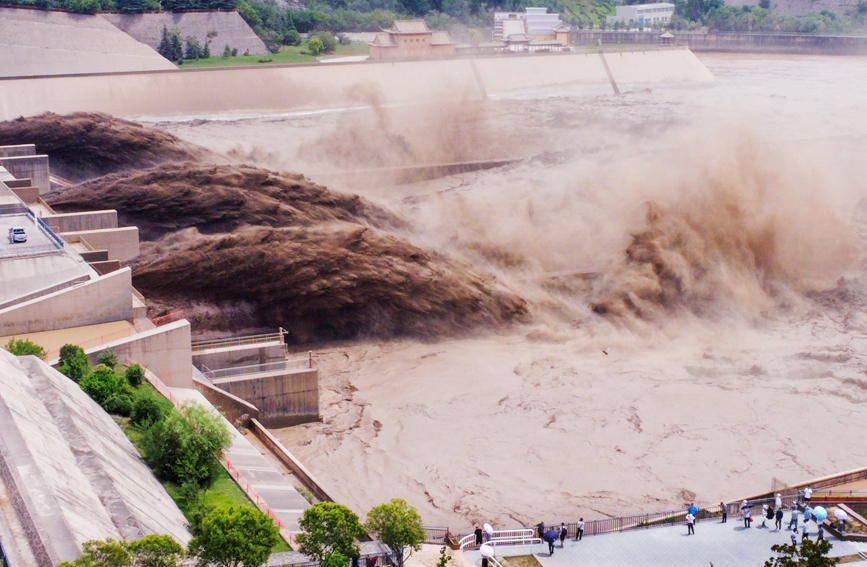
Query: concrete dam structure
[[0, 350, 190, 567], [0, 47, 713, 120]]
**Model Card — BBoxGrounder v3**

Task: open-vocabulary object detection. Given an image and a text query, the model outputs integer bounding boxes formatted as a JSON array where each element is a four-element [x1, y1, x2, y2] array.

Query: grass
[[116, 406, 291, 554], [181, 42, 369, 68]]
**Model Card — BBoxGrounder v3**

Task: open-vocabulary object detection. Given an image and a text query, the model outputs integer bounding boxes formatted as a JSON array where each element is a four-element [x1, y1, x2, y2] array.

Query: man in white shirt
[[573, 518, 584, 541], [804, 487, 813, 503], [775, 493, 782, 510]]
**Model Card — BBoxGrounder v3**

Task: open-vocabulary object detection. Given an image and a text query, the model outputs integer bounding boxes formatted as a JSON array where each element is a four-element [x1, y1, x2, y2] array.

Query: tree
[[126, 363, 144, 387], [58, 344, 89, 382], [223, 44, 233, 57], [131, 393, 165, 426], [364, 499, 425, 567], [59, 539, 131, 567], [185, 36, 203, 59], [4, 338, 46, 359], [188, 507, 279, 567], [128, 535, 184, 567], [321, 551, 349, 567], [98, 348, 119, 369], [308, 35, 324, 55], [297, 502, 365, 562], [80, 364, 122, 406], [141, 401, 232, 489], [764, 540, 840, 567]]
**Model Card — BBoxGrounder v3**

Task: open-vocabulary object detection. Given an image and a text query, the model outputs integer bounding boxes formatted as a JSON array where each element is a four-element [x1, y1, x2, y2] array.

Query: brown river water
[[159, 52, 867, 530]]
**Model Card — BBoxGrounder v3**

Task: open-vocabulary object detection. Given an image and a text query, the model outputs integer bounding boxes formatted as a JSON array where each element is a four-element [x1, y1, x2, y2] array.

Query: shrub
[[188, 507, 279, 567], [141, 401, 232, 488], [127, 535, 184, 567], [126, 363, 145, 387], [4, 338, 46, 359], [310, 31, 337, 53], [223, 44, 232, 57], [185, 36, 203, 59], [284, 29, 302, 46], [308, 35, 324, 55], [104, 394, 134, 417], [58, 344, 89, 382], [98, 348, 119, 369], [130, 394, 165, 427], [80, 364, 121, 406]]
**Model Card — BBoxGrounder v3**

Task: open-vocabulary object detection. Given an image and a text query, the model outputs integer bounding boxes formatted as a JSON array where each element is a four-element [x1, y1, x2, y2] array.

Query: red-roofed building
[[368, 20, 456, 59]]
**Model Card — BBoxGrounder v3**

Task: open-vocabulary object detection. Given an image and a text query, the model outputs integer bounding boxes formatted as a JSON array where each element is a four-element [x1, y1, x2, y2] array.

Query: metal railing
[[29, 210, 65, 249], [0, 242, 59, 258], [191, 330, 286, 352], [46, 326, 138, 361], [423, 527, 450, 545], [201, 357, 313, 380], [459, 529, 540, 550]]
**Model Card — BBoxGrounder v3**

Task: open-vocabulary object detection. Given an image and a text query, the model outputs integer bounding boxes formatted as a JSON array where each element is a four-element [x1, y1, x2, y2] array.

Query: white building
[[606, 3, 675, 27], [494, 7, 570, 43]]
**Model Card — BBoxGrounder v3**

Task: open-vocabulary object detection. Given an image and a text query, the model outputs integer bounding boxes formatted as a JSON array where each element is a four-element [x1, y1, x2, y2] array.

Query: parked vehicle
[[8, 227, 26, 243]]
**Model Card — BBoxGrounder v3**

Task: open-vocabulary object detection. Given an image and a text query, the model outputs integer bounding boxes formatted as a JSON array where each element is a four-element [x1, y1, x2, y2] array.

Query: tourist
[[761, 504, 769, 528], [804, 486, 813, 504], [558, 523, 567, 548], [536, 522, 545, 540], [720, 502, 727, 523], [543, 529, 557, 555], [484, 524, 493, 542], [775, 493, 782, 510], [788, 503, 800, 530], [574, 518, 584, 541], [686, 512, 695, 535], [474, 526, 483, 547], [817, 524, 825, 542], [790, 527, 798, 546], [741, 501, 752, 528], [765, 504, 774, 528], [775, 507, 784, 531], [804, 506, 812, 524], [688, 502, 698, 517], [802, 521, 810, 543]]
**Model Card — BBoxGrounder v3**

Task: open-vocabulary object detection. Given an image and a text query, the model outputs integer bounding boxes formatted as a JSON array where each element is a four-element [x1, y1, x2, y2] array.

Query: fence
[[200, 357, 313, 380], [222, 459, 295, 548], [423, 526, 450, 545], [46, 326, 138, 360], [441, 493, 804, 548], [150, 310, 185, 327], [191, 330, 286, 352]]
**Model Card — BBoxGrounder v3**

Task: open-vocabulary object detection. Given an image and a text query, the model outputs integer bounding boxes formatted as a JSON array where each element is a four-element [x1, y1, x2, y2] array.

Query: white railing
[[191, 330, 285, 352], [201, 356, 313, 380], [460, 529, 541, 549]]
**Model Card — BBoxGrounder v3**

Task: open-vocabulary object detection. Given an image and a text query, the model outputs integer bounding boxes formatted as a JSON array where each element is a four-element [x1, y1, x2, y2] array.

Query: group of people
[[533, 519, 585, 554]]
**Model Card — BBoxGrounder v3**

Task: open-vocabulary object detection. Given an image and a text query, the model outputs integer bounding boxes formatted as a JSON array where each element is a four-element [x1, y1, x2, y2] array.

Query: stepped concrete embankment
[[101, 11, 268, 56], [0, 7, 176, 78], [0, 47, 713, 121]]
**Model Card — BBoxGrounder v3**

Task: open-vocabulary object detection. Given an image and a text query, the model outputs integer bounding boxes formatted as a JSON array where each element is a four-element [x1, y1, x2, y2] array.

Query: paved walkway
[[170, 387, 310, 532], [465, 518, 867, 567]]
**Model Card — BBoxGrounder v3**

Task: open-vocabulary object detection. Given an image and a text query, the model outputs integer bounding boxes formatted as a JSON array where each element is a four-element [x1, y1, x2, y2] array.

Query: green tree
[[131, 393, 165, 426], [59, 539, 131, 567], [126, 363, 145, 387], [98, 348, 119, 369], [80, 364, 122, 406], [141, 401, 231, 488], [58, 344, 89, 382], [308, 35, 324, 55], [4, 338, 46, 359], [128, 535, 184, 567], [222, 44, 233, 57], [188, 507, 279, 567], [764, 540, 839, 567], [297, 502, 365, 562], [364, 499, 425, 567], [321, 551, 349, 567]]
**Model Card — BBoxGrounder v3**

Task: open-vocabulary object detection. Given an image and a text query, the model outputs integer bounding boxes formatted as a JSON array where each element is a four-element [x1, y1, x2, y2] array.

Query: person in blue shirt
[[688, 503, 698, 516]]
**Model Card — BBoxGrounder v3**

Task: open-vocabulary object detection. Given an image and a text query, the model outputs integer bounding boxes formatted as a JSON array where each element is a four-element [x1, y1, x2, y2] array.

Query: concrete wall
[[101, 11, 268, 57], [192, 343, 285, 371], [60, 226, 139, 261], [214, 369, 319, 427], [43, 210, 118, 233], [86, 319, 193, 388], [0, 155, 49, 194], [0, 268, 132, 335], [0, 144, 35, 158], [192, 374, 260, 425], [11, 186, 39, 203], [0, 47, 713, 120], [0, 7, 176, 78], [571, 31, 867, 55]]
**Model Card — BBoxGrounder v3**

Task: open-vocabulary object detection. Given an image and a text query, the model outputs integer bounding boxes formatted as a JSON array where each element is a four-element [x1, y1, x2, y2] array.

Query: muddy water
[[160, 53, 867, 529]]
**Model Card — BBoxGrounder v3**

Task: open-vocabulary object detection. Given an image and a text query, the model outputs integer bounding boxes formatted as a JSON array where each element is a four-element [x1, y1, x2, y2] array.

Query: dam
[[0, 47, 713, 121]]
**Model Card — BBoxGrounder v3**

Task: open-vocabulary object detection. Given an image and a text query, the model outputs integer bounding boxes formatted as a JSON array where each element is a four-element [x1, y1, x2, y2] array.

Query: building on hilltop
[[606, 2, 675, 27], [494, 7, 571, 46], [367, 20, 456, 60]]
